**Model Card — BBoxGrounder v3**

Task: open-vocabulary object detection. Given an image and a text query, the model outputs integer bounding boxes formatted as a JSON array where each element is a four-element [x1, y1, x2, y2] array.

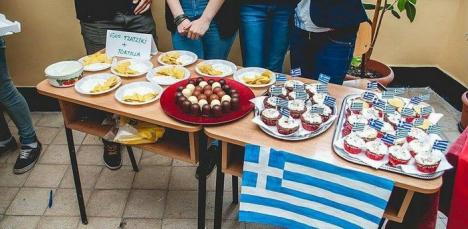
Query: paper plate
[[195, 60, 237, 78], [110, 59, 153, 78], [115, 81, 163, 105], [146, 66, 191, 86], [74, 73, 121, 95], [233, 67, 276, 88], [78, 56, 111, 72], [157, 50, 198, 67]]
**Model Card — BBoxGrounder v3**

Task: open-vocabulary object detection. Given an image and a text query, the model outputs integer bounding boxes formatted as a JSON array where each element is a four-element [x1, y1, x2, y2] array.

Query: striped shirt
[[294, 0, 331, 33]]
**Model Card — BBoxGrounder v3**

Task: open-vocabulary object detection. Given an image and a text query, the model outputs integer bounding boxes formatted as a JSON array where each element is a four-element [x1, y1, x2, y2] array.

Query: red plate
[[160, 77, 255, 125]]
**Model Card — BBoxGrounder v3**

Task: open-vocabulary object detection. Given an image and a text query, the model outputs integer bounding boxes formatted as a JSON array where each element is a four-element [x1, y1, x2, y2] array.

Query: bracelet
[[174, 14, 188, 26]]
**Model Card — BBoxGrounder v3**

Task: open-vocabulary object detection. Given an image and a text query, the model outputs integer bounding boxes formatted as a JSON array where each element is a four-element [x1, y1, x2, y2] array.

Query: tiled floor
[[0, 88, 459, 228]]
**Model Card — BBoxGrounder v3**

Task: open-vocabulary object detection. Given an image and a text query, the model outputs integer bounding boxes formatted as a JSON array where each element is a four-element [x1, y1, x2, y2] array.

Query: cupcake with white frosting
[[415, 151, 443, 173], [361, 107, 383, 120], [312, 103, 332, 122], [408, 139, 432, 157], [343, 133, 366, 154], [260, 108, 281, 126], [305, 83, 319, 96], [365, 139, 388, 161], [288, 91, 310, 101], [288, 100, 306, 119], [406, 127, 428, 143], [343, 114, 367, 136], [284, 80, 303, 91], [263, 96, 278, 109], [312, 93, 326, 105], [358, 126, 378, 142], [301, 112, 323, 131], [276, 116, 300, 135], [385, 112, 402, 128], [388, 145, 412, 166]]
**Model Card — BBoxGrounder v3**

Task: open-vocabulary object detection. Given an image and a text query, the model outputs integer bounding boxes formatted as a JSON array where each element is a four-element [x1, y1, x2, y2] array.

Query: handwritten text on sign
[[105, 30, 157, 60]]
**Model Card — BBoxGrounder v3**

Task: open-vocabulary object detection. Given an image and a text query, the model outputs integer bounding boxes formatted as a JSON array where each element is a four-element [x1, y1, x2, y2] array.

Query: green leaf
[[408, 0, 417, 4], [363, 3, 376, 10], [397, 0, 407, 12], [405, 3, 416, 22], [391, 10, 401, 19]]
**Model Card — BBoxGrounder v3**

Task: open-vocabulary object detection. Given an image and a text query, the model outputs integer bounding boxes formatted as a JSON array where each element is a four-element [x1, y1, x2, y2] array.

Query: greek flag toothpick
[[318, 74, 331, 84], [384, 104, 395, 114], [392, 88, 405, 95], [373, 98, 386, 110], [279, 107, 290, 117], [295, 90, 308, 101], [350, 101, 364, 111], [276, 74, 287, 84], [324, 96, 336, 108], [396, 128, 409, 139], [310, 106, 324, 114], [420, 106, 433, 116], [397, 120, 413, 131], [352, 123, 365, 132], [270, 86, 282, 96], [276, 98, 288, 108], [410, 96, 423, 105], [433, 140, 449, 152], [368, 119, 384, 131], [316, 84, 328, 94], [362, 91, 376, 101], [293, 83, 305, 92], [400, 107, 414, 117], [381, 133, 396, 145], [367, 81, 378, 90], [290, 68, 302, 77], [427, 125, 442, 135], [413, 118, 425, 126], [382, 90, 395, 99]]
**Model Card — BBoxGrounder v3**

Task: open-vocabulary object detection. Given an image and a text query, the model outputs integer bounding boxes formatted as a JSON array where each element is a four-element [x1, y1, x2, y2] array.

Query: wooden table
[[36, 55, 214, 228], [203, 77, 443, 228]]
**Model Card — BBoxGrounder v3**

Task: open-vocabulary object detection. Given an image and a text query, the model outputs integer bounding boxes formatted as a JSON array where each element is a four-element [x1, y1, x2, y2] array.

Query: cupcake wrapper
[[388, 154, 410, 166], [406, 136, 416, 143], [290, 110, 306, 119], [344, 141, 362, 154], [409, 150, 417, 157], [365, 150, 385, 161], [321, 115, 330, 122], [302, 122, 320, 132], [261, 115, 279, 126], [416, 162, 440, 173], [405, 116, 416, 123], [277, 125, 299, 135]]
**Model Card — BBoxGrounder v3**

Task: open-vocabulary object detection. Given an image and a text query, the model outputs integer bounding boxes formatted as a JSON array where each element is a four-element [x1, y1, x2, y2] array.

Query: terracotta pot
[[345, 59, 395, 87], [460, 91, 468, 131]]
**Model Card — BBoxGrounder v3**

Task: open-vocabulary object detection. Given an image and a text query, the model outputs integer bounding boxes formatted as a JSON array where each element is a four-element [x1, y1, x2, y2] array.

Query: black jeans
[[80, 11, 157, 54], [290, 26, 357, 85]]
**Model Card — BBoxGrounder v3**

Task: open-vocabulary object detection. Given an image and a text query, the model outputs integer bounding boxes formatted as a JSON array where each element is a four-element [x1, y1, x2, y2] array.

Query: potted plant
[[346, 0, 418, 86]]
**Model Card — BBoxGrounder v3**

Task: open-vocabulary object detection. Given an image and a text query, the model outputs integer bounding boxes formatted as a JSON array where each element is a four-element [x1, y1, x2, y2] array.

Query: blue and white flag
[[367, 81, 378, 90], [420, 106, 432, 116], [352, 123, 365, 132], [310, 106, 324, 114], [270, 86, 283, 96], [362, 91, 376, 102], [295, 91, 308, 101], [316, 84, 328, 94], [318, 74, 331, 84], [381, 134, 396, 145], [372, 98, 386, 110], [276, 74, 287, 84], [240, 145, 394, 229], [276, 98, 288, 108], [392, 88, 406, 95], [324, 96, 336, 108], [368, 119, 384, 131], [396, 128, 409, 139], [381, 91, 394, 99], [432, 140, 449, 152], [290, 68, 302, 77], [413, 118, 424, 126], [410, 96, 423, 105], [427, 125, 442, 135], [383, 104, 395, 114], [350, 101, 364, 111], [293, 84, 305, 92], [279, 107, 290, 117], [400, 107, 414, 117], [397, 120, 413, 131]]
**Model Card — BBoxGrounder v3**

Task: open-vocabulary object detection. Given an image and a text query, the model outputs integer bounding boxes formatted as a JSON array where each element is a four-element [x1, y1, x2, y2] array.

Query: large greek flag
[[239, 145, 394, 229]]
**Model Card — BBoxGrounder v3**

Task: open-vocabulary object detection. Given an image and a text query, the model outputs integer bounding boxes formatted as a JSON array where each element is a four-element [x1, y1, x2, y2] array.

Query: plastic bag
[[113, 117, 165, 145]]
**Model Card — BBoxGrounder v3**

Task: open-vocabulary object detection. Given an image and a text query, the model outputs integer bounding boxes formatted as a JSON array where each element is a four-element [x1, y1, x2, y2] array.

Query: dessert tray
[[332, 94, 452, 179]]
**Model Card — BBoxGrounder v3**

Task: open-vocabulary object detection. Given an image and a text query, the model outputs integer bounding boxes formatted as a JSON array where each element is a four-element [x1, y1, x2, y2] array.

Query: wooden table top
[[36, 54, 202, 133], [204, 77, 443, 194]]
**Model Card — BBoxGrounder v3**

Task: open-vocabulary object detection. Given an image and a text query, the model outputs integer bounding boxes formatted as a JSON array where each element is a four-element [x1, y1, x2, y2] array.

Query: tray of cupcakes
[[250, 74, 338, 141], [332, 84, 453, 179]]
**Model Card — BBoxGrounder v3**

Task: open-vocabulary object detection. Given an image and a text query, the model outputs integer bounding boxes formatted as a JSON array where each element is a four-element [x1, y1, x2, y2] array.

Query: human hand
[[177, 19, 192, 36], [187, 17, 210, 40], [133, 0, 152, 15]]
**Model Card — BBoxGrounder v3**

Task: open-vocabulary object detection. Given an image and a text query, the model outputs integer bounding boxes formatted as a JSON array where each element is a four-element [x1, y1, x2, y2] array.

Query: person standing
[[0, 37, 42, 174], [74, 0, 157, 170], [290, 0, 368, 84], [165, 0, 239, 60], [239, 0, 296, 73]]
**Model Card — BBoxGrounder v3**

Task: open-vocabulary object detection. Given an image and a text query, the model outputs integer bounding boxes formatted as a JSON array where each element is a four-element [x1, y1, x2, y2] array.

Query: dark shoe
[[0, 137, 17, 154], [103, 139, 122, 170], [195, 144, 218, 179], [13, 141, 42, 174]]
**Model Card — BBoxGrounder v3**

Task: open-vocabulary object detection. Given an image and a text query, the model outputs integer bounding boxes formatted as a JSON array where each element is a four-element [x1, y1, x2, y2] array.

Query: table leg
[[214, 142, 225, 229], [65, 128, 88, 224], [126, 146, 139, 172], [196, 132, 209, 229], [232, 176, 238, 204]]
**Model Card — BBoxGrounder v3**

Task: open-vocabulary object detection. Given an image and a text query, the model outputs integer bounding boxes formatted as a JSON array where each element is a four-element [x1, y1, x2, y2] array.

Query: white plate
[[110, 59, 153, 78], [115, 81, 163, 105], [195, 60, 237, 78], [157, 50, 198, 67], [233, 67, 276, 88], [146, 66, 191, 86], [74, 73, 121, 95], [78, 56, 111, 72]]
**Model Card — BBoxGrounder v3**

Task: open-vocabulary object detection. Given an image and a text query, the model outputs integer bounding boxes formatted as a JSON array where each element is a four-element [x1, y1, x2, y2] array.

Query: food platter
[[160, 77, 255, 125], [233, 67, 276, 88], [195, 60, 237, 78], [74, 73, 121, 95], [114, 81, 163, 106], [110, 59, 153, 77], [78, 52, 111, 72], [146, 66, 191, 86], [332, 94, 446, 179]]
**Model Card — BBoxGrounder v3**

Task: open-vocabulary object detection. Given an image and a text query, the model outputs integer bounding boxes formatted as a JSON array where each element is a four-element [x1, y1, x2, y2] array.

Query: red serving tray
[[160, 77, 255, 125]]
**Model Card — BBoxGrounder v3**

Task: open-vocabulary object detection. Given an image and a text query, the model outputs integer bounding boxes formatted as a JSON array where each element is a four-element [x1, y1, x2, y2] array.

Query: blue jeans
[[171, 0, 236, 59], [239, 3, 294, 72], [0, 38, 36, 144], [290, 26, 356, 85]]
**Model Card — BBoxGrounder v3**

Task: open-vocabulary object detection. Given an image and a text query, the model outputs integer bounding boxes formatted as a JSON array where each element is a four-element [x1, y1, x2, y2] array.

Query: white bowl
[[44, 61, 84, 87]]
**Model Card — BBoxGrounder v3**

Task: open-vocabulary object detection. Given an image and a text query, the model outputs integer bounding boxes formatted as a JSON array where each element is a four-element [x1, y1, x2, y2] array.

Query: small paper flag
[[318, 74, 331, 84], [290, 68, 302, 77]]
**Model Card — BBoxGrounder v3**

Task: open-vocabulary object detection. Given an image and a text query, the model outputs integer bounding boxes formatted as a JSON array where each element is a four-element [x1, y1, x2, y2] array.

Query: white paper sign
[[105, 30, 157, 60]]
